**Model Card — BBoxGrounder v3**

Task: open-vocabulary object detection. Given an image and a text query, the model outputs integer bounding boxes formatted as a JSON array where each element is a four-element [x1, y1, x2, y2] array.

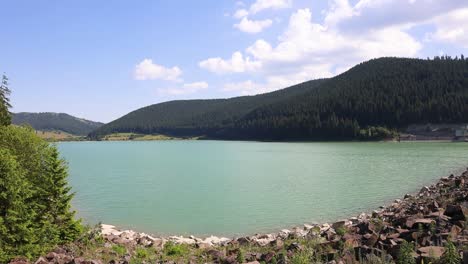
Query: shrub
[[236, 248, 245, 263], [163, 241, 188, 256], [437, 241, 461, 264], [112, 244, 127, 256], [397, 241, 416, 264]]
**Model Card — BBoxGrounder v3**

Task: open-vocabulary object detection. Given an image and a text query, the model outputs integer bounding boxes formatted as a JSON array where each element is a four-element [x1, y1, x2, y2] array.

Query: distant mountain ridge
[[13, 112, 104, 136], [90, 57, 468, 140]]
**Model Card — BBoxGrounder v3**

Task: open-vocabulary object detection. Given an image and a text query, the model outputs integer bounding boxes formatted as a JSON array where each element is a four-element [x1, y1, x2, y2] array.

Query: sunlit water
[[58, 141, 468, 237]]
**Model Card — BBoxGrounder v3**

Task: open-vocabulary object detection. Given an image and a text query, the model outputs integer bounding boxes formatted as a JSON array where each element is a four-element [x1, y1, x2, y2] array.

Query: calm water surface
[[58, 141, 468, 237]]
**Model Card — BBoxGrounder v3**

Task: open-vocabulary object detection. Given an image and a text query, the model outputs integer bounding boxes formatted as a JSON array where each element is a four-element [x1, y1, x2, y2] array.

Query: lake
[[58, 141, 468, 237]]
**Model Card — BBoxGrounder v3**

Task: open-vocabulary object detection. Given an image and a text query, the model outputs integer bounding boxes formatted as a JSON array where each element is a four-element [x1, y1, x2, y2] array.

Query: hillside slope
[[13, 112, 104, 136], [90, 57, 468, 140], [89, 79, 327, 138]]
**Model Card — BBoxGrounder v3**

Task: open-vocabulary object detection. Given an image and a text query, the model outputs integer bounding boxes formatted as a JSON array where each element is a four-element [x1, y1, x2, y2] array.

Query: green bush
[[112, 244, 127, 256], [397, 241, 416, 264], [163, 241, 188, 256], [236, 248, 245, 263], [359, 126, 397, 140], [438, 241, 461, 264]]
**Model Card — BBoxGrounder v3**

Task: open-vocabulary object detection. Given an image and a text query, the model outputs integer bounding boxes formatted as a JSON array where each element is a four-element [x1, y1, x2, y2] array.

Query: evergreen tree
[[0, 74, 11, 126], [42, 147, 82, 242], [0, 148, 39, 261]]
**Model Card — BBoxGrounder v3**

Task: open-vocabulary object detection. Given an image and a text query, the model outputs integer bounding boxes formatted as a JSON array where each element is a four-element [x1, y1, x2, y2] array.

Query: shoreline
[[99, 166, 468, 247], [32, 165, 468, 263]]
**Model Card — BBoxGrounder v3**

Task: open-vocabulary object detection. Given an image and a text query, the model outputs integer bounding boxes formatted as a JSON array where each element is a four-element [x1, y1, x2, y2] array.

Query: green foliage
[[163, 241, 189, 257], [0, 125, 82, 262], [270, 256, 278, 264], [397, 241, 416, 264], [236, 248, 245, 263], [438, 241, 461, 264], [290, 250, 313, 264], [0, 74, 12, 126], [112, 244, 127, 256], [135, 247, 149, 259], [91, 57, 468, 141], [359, 126, 397, 140], [336, 226, 347, 236], [12, 112, 103, 136]]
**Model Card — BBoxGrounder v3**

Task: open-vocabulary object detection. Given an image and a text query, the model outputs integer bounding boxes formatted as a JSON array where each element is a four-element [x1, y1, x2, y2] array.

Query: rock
[[196, 242, 211, 249], [237, 237, 251, 246], [417, 246, 445, 258], [137, 235, 154, 247], [450, 225, 462, 240], [9, 258, 30, 264], [456, 177, 465, 186], [270, 238, 284, 249], [45, 252, 57, 261], [261, 251, 276, 263], [364, 233, 379, 247], [168, 236, 196, 244], [403, 194, 413, 200], [33, 257, 48, 264], [287, 242, 303, 251], [420, 186, 430, 194], [72, 257, 85, 264], [444, 204, 467, 221], [405, 218, 434, 228], [278, 229, 291, 239], [151, 238, 165, 249], [206, 249, 225, 260], [332, 220, 346, 229], [344, 238, 359, 248]]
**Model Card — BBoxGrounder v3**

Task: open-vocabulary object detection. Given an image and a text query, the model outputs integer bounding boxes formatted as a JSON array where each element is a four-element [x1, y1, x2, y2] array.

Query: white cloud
[[250, 0, 292, 14], [134, 59, 182, 81], [183, 81, 209, 89], [234, 17, 273, 33], [233, 9, 249, 19], [232, 0, 291, 33], [158, 82, 209, 96], [329, 0, 468, 31], [204, 7, 421, 76], [207, 0, 468, 96], [199, 51, 261, 74], [430, 8, 468, 48], [223, 64, 333, 95]]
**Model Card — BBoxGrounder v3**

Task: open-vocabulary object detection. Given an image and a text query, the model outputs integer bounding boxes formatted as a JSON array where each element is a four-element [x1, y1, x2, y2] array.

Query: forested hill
[[13, 112, 104, 136], [89, 79, 327, 137], [90, 57, 468, 140]]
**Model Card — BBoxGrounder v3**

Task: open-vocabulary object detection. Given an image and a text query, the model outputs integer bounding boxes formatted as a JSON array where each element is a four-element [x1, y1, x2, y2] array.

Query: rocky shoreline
[[15, 167, 468, 264]]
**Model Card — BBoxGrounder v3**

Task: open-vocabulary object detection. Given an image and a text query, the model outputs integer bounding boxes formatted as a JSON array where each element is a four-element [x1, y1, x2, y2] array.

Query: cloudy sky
[[1, 0, 467, 122]]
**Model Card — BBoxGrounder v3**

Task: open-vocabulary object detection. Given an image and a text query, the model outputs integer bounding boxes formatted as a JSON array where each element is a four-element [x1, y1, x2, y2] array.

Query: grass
[[100, 133, 193, 141], [35, 130, 82, 141]]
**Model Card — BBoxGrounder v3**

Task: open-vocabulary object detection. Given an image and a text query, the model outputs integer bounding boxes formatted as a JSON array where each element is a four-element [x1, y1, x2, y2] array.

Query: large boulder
[[444, 204, 467, 221]]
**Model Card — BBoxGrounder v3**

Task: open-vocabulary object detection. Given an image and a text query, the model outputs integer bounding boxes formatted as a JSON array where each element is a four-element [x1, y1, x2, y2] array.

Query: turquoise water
[[58, 141, 468, 237]]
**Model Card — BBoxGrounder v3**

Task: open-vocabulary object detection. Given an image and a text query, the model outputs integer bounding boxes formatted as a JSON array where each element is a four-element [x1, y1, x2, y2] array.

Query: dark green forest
[[12, 112, 103, 136], [90, 57, 468, 140]]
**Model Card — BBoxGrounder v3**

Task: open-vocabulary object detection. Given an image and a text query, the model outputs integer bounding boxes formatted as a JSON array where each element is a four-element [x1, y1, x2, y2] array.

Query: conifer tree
[[0, 149, 39, 261], [42, 147, 82, 242], [0, 74, 11, 126]]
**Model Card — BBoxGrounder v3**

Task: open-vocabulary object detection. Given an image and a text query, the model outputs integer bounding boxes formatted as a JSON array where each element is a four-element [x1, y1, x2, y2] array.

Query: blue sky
[[1, 0, 467, 122]]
